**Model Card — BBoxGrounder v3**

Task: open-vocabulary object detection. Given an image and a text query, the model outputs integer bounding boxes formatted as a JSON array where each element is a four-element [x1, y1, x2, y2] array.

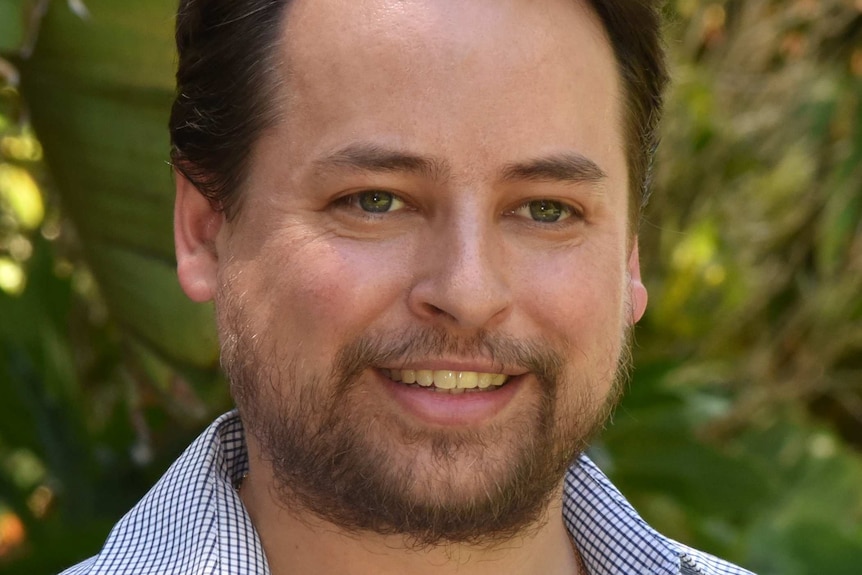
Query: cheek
[[513, 243, 628, 347], [254, 237, 410, 347], [515, 249, 629, 413]]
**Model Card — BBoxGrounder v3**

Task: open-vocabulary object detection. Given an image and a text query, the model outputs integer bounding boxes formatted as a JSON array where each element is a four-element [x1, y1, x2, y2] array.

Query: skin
[[174, 0, 648, 573]]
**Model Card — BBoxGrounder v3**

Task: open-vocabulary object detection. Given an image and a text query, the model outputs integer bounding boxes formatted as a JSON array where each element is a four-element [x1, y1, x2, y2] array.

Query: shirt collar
[[210, 411, 682, 575], [563, 454, 680, 575], [86, 410, 684, 575]]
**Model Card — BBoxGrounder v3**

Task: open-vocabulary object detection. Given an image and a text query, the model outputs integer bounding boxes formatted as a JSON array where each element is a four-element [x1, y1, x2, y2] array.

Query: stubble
[[217, 283, 632, 548]]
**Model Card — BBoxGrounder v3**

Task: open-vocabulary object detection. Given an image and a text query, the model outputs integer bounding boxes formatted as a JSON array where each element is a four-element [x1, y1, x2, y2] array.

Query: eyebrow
[[313, 143, 450, 182], [313, 144, 606, 187], [500, 153, 607, 185]]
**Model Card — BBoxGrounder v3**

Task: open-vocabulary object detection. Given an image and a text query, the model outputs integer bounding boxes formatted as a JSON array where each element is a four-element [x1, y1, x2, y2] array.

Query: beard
[[217, 288, 632, 548]]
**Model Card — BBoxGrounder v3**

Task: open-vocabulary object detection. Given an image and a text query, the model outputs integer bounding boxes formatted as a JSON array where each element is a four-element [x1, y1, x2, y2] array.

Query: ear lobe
[[174, 171, 224, 302], [627, 240, 648, 324]]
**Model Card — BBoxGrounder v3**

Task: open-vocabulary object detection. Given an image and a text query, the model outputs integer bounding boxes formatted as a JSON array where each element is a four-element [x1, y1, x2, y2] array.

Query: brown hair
[[169, 0, 668, 224]]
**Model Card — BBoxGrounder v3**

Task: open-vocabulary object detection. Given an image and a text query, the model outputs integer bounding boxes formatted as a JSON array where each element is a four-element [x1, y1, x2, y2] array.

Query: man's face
[[182, 0, 646, 545]]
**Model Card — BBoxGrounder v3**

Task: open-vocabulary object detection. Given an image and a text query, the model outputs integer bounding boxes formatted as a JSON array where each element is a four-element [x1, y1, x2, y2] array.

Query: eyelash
[[507, 199, 583, 225], [333, 190, 583, 226], [333, 190, 407, 215]]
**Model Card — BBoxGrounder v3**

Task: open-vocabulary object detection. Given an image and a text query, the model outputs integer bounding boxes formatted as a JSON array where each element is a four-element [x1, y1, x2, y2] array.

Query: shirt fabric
[[61, 411, 755, 575]]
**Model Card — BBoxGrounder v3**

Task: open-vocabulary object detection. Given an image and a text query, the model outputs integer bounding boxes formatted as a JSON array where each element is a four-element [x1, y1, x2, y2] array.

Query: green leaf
[[17, 0, 219, 371], [0, 0, 27, 53]]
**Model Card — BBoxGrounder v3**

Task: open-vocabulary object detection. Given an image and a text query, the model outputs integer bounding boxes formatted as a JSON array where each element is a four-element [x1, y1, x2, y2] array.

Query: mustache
[[332, 327, 566, 390]]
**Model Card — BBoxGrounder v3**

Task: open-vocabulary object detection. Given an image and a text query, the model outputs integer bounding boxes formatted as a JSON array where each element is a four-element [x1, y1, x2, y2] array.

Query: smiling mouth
[[383, 369, 510, 394]]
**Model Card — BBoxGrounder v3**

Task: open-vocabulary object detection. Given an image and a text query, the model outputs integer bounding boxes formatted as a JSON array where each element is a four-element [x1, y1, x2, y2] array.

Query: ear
[[627, 240, 648, 324], [174, 171, 224, 302]]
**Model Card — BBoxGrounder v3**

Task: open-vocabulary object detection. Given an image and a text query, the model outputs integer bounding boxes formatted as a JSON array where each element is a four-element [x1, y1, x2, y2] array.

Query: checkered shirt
[[60, 411, 756, 575]]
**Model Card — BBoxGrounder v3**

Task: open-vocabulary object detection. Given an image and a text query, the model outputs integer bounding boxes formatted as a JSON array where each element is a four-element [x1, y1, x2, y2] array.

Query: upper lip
[[379, 361, 528, 376]]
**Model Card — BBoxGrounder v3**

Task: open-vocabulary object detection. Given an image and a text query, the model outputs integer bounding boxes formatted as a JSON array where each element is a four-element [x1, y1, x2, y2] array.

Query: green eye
[[515, 200, 573, 223], [357, 191, 404, 213]]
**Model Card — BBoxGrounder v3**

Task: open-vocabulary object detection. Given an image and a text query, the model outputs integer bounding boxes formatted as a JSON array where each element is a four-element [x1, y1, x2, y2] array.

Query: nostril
[[407, 251, 512, 329], [422, 302, 452, 319]]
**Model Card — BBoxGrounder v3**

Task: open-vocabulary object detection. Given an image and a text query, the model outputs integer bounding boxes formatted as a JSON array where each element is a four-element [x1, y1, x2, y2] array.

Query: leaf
[[0, 0, 27, 54], [17, 0, 219, 371]]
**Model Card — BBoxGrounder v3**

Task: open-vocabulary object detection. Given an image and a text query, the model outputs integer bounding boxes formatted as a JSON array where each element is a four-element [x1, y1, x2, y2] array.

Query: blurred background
[[0, 0, 860, 573]]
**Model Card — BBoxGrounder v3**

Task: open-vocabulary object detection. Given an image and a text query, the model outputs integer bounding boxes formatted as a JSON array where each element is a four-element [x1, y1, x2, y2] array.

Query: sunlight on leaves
[[3, 449, 46, 489], [0, 163, 43, 230], [1, 132, 43, 162], [0, 510, 26, 560], [0, 256, 24, 295]]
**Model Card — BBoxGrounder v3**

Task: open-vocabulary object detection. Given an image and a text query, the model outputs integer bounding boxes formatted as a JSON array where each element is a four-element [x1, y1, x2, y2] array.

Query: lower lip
[[377, 370, 526, 427]]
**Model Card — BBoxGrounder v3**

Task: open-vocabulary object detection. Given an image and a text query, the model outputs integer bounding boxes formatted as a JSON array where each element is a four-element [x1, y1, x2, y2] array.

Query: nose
[[407, 217, 512, 331]]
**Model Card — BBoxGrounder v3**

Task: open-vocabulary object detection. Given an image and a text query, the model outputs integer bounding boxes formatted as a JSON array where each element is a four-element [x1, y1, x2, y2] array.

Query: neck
[[239, 467, 584, 575]]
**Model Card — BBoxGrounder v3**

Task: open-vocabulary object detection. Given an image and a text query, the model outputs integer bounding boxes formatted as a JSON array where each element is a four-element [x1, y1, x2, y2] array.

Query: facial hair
[[218, 289, 632, 548]]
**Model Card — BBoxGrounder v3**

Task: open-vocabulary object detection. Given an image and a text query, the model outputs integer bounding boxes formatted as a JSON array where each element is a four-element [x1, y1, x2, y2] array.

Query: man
[[62, 0, 755, 573]]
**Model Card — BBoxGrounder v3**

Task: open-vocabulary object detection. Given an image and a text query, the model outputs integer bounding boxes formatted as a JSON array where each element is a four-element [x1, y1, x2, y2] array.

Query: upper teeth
[[388, 369, 508, 392]]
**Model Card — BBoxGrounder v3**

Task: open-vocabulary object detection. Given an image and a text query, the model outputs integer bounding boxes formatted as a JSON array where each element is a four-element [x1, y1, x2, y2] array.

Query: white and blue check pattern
[[61, 411, 755, 575]]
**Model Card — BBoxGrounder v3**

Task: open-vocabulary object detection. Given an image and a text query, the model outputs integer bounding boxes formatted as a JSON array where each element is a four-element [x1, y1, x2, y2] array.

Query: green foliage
[[0, 0, 27, 54], [0, 0, 861, 573], [16, 0, 219, 370], [0, 6, 227, 569], [606, 0, 862, 571]]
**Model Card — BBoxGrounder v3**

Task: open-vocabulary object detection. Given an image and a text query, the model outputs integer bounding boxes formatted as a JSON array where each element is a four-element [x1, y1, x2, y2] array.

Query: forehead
[[263, 0, 624, 189], [281, 0, 614, 99], [283, 0, 609, 63]]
